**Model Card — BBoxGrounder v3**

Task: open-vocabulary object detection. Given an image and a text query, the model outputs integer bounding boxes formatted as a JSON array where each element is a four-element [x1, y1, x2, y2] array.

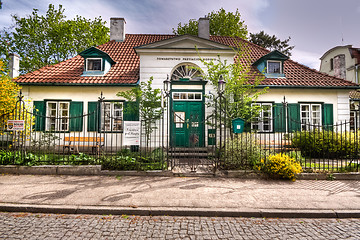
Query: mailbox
[[232, 118, 245, 134]]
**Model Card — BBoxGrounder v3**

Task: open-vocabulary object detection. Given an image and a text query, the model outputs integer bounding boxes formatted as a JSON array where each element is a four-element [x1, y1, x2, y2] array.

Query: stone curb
[[0, 203, 359, 218], [0, 165, 359, 180]]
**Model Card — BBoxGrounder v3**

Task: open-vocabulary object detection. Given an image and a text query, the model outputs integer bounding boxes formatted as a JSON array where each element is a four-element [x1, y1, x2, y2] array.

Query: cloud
[[291, 49, 321, 70]]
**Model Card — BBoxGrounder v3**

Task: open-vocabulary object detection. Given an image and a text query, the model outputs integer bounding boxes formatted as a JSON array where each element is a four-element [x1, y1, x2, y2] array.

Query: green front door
[[172, 101, 204, 147]]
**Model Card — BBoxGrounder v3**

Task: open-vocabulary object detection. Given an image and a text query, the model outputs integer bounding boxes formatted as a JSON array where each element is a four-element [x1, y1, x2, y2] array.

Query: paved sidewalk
[[0, 174, 359, 218]]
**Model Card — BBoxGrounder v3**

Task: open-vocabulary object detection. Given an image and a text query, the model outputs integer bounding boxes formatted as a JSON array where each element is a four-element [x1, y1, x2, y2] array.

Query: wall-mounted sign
[[156, 57, 217, 62], [7, 120, 25, 131], [123, 121, 140, 146]]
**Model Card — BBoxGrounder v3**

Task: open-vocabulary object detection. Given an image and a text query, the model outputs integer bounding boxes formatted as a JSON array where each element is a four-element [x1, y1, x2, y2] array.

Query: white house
[[12, 18, 358, 149]]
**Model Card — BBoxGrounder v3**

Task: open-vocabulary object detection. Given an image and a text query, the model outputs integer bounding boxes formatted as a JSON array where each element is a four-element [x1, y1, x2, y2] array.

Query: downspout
[[356, 65, 359, 84]]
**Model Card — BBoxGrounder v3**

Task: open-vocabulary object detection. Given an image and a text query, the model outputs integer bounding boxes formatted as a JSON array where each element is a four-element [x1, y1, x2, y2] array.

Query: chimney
[[110, 17, 126, 42], [198, 17, 210, 39], [9, 53, 20, 79]]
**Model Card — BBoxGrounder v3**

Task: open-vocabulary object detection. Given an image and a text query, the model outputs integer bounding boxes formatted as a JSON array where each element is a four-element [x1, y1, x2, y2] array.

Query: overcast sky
[[1, 0, 359, 70]]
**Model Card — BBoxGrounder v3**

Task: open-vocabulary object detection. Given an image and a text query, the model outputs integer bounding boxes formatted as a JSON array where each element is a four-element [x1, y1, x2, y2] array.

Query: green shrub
[[257, 153, 302, 181], [291, 130, 359, 159], [221, 133, 267, 170], [101, 148, 166, 171], [0, 150, 97, 166]]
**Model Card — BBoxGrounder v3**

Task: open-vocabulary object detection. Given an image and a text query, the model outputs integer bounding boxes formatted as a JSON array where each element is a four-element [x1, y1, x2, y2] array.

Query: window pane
[[268, 61, 281, 74], [251, 103, 272, 132], [195, 93, 201, 99], [180, 93, 187, 99], [173, 93, 180, 99], [188, 93, 194, 99], [113, 103, 123, 131], [87, 59, 102, 71], [101, 102, 111, 131]]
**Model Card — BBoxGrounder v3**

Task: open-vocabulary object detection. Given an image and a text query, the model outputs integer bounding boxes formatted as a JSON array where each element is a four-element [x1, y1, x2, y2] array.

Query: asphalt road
[[1, 212, 359, 239]]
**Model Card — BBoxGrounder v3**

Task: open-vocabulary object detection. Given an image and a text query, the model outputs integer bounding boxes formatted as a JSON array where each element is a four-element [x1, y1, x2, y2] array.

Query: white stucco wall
[[257, 88, 350, 123]]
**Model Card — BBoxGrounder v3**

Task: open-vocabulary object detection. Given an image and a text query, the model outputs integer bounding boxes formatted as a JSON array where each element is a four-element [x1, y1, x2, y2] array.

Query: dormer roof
[[79, 47, 116, 65], [252, 50, 289, 66]]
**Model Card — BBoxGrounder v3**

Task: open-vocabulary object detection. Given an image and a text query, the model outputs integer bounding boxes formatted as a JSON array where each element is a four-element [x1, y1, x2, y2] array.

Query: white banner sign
[[123, 121, 140, 146], [7, 120, 25, 131]]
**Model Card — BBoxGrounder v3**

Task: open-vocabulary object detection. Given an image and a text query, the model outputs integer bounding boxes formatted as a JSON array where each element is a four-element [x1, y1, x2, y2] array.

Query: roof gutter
[[255, 85, 359, 89], [17, 82, 139, 87]]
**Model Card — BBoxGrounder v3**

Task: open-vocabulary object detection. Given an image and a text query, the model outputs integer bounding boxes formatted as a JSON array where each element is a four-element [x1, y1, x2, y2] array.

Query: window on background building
[[46, 101, 70, 131], [330, 58, 334, 71], [300, 104, 321, 131], [267, 61, 281, 74], [101, 102, 123, 132], [86, 58, 102, 71], [251, 103, 273, 132]]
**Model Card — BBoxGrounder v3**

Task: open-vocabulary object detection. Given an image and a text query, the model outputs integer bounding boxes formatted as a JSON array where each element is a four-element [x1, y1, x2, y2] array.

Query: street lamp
[[218, 75, 226, 93], [163, 74, 170, 97]]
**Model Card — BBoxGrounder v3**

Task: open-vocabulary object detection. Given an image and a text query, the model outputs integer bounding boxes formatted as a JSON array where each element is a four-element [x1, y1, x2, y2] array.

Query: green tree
[[173, 8, 248, 39], [117, 77, 164, 147], [1, 4, 109, 74], [200, 43, 268, 131], [249, 31, 295, 56]]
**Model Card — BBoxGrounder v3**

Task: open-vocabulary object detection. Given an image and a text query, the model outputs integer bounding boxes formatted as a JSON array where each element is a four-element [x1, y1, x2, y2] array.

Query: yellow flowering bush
[[257, 153, 302, 181], [0, 60, 21, 118], [0, 60, 34, 140]]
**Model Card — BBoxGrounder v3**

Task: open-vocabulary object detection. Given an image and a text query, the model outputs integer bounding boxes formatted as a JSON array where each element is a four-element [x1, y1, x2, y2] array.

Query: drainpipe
[[356, 65, 359, 84]]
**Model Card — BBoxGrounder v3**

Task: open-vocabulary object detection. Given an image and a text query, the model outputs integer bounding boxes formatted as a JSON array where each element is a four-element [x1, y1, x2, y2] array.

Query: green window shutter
[[69, 101, 83, 132], [288, 103, 301, 132], [322, 103, 333, 130], [87, 102, 99, 131], [123, 101, 139, 121], [33, 101, 45, 131], [273, 103, 286, 132]]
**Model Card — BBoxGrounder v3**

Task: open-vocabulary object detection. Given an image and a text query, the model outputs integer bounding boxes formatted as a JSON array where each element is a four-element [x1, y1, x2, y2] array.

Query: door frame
[[169, 86, 206, 148]]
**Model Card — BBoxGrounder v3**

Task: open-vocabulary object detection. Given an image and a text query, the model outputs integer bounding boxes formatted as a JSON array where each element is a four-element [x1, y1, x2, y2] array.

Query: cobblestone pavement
[[0, 212, 359, 240]]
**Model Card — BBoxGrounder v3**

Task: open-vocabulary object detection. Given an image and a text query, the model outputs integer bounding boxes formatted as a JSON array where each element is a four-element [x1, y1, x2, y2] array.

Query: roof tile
[[14, 34, 358, 88]]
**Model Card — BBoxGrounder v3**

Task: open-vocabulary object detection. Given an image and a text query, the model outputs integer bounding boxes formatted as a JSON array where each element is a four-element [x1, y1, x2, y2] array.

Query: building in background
[[320, 45, 360, 130]]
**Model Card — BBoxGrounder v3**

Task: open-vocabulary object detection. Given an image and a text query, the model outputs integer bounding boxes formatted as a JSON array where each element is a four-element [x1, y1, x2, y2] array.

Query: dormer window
[[267, 60, 282, 74], [79, 47, 116, 76], [86, 58, 102, 71], [252, 50, 289, 78]]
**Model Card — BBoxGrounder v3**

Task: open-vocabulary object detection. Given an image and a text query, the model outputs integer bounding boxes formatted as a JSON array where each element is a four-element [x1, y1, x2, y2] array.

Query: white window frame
[[267, 60, 282, 74], [300, 103, 322, 131], [101, 102, 123, 132], [46, 101, 70, 131], [251, 103, 273, 132], [86, 58, 103, 71], [172, 92, 202, 101]]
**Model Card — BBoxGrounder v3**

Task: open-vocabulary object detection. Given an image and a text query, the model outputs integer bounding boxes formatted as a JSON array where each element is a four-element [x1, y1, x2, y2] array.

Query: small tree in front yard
[[199, 42, 268, 132], [117, 77, 164, 147]]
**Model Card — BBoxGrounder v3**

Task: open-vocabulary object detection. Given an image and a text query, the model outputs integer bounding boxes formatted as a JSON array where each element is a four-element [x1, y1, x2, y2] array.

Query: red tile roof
[[14, 34, 359, 88]]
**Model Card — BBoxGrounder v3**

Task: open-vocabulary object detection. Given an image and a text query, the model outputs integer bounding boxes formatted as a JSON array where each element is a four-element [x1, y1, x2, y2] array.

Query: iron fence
[[0, 93, 359, 173]]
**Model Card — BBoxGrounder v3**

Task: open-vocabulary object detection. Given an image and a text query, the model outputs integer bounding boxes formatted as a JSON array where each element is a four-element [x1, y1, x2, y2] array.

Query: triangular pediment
[[135, 34, 233, 51]]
